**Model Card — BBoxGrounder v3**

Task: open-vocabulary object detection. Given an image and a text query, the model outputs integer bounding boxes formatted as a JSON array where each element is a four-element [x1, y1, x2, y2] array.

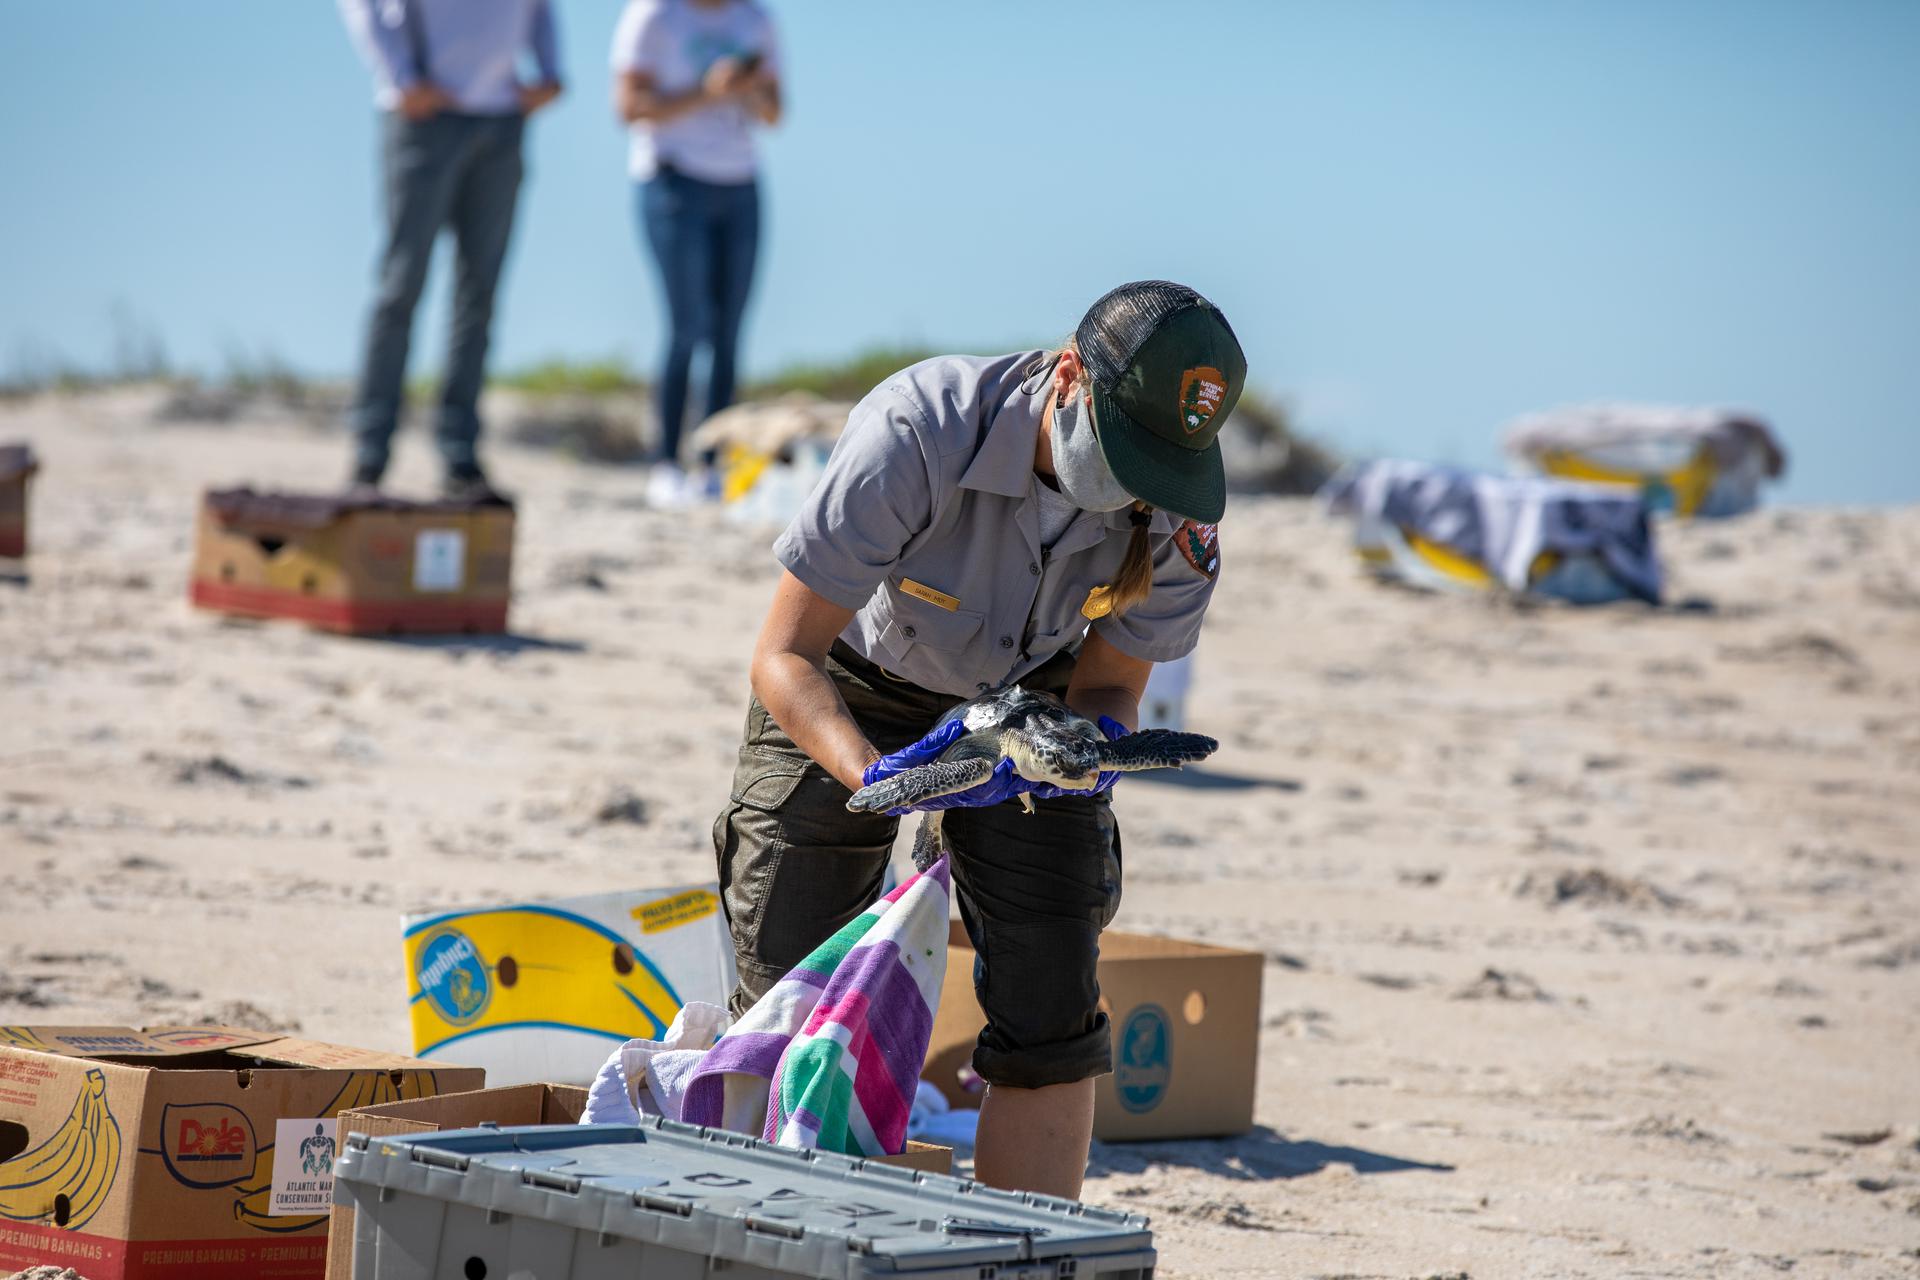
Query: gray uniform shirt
[[773, 351, 1220, 698]]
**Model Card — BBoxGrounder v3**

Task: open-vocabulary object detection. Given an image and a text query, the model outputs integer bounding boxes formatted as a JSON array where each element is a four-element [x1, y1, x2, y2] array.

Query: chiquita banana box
[[0, 1024, 481, 1280], [401, 882, 736, 1086]]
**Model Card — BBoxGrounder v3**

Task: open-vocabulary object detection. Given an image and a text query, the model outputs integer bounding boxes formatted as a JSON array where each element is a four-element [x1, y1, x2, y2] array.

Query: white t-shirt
[[1032, 478, 1083, 550], [610, 0, 779, 184]]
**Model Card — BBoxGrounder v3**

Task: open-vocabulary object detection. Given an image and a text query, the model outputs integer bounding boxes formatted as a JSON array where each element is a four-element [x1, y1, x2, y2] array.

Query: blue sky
[[3, 2, 1916, 503]]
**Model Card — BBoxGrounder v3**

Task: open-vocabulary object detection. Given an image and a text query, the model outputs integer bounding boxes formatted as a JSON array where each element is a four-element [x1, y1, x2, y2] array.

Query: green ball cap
[[1077, 284, 1247, 525]]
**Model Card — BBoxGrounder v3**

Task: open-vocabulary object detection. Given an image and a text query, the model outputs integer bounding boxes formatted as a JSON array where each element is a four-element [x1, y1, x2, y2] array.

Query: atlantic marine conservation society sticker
[[413, 528, 467, 592], [268, 1117, 336, 1216]]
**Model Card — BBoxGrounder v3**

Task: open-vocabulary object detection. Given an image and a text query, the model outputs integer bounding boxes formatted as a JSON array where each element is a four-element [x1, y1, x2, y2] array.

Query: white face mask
[[1050, 390, 1137, 512]]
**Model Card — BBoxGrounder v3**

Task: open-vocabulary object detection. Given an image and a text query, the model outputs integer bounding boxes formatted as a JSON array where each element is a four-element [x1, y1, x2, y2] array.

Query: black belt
[[829, 640, 920, 688]]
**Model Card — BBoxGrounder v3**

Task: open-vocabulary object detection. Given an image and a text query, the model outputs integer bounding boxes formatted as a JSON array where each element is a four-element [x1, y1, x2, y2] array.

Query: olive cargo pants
[[712, 642, 1123, 1089]]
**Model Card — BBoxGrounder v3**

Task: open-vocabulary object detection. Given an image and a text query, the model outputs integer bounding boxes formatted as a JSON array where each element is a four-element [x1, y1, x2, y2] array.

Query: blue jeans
[[351, 112, 525, 478], [637, 169, 761, 464]]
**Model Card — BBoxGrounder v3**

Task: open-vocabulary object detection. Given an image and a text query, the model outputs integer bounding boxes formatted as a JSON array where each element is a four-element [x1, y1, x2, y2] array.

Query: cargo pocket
[[716, 748, 892, 983], [713, 750, 812, 966]]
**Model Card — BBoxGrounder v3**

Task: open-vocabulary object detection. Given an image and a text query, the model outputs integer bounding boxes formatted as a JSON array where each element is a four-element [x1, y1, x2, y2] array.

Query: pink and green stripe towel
[[678, 856, 951, 1158]]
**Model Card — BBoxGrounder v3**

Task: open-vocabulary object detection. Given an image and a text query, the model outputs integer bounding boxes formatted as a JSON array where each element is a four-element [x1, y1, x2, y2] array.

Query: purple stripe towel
[[679, 856, 951, 1156]]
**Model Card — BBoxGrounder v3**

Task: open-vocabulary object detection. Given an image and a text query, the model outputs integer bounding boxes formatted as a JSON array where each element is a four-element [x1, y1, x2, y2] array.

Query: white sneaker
[[645, 463, 688, 510]]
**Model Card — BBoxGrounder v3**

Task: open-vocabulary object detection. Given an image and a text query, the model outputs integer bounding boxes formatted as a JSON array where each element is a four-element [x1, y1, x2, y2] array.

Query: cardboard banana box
[[923, 924, 1264, 1142], [0, 444, 37, 558], [0, 1024, 481, 1279], [187, 487, 514, 636]]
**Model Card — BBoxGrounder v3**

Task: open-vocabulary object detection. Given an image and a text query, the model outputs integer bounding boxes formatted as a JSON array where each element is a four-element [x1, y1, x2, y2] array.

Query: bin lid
[[336, 1119, 1153, 1275]]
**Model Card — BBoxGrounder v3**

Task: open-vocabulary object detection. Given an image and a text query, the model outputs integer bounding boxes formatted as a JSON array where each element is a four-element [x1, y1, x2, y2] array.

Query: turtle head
[[1004, 716, 1104, 786]]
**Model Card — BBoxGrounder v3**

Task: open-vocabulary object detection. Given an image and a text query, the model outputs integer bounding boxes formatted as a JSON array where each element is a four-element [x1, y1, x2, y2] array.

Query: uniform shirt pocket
[[876, 587, 985, 663], [1021, 623, 1086, 668]]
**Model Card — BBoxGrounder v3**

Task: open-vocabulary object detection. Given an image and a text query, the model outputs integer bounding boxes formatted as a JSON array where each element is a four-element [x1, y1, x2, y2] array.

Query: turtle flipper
[[846, 757, 998, 813], [1097, 730, 1220, 772], [910, 812, 948, 871]]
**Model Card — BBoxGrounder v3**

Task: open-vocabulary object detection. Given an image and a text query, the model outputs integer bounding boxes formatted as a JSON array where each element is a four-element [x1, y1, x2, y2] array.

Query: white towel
[[581, 1001, 731, 1125]]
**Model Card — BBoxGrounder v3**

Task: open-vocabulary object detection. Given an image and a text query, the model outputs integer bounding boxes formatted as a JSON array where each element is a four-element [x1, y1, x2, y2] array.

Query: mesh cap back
[[1071, 280, 1246, 524], [1076, 281, 1222, 393]]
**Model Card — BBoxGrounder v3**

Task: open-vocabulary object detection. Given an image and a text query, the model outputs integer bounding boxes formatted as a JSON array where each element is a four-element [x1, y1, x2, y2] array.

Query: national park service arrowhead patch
[[1178, 366, 1227, 435], [1176, 520, 1220, 579]]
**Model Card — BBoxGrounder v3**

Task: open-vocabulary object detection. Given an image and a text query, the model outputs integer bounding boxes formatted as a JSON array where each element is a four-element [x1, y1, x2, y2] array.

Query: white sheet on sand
[[908, 1079, 981, 1147], [1320, 459, 1663, 603]]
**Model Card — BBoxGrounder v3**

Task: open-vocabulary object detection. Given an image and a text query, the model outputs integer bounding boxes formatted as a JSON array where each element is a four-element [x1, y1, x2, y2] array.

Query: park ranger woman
[[713, 281, 1245, 1198]]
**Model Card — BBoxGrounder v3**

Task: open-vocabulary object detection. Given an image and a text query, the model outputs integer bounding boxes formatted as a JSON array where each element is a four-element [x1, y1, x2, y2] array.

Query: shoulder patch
[[1176, 520, 1220, 579]]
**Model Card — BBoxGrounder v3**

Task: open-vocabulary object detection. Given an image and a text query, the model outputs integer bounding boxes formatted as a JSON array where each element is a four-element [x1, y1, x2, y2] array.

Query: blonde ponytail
[[1107, 503, 1157, 617]]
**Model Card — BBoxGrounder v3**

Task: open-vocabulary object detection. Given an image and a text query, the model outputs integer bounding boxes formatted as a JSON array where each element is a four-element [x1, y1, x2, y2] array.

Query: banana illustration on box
[[229, 1067, 440, 1232], [0, 1068, 122, 1230], [0, 1027, 59, 1054], [405, 905, 684, 1057]]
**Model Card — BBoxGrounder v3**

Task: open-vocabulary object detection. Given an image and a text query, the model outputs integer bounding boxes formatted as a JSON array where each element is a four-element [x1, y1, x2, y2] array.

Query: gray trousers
[[351, 111, 525, 477]]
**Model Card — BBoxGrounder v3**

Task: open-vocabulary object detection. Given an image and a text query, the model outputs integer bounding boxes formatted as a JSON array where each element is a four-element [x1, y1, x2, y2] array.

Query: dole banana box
[[188, 487, 514, 636], [923, 924, 1264, 1141], [0, 444, 37, 558], [402, 883, 737, 1086], [0, 1024, 481, 1279], [322, 1083, 955, 1280]]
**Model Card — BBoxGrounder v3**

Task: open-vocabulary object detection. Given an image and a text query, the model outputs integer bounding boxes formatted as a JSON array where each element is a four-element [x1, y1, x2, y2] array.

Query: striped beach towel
[[677, 856, 951, 1157]]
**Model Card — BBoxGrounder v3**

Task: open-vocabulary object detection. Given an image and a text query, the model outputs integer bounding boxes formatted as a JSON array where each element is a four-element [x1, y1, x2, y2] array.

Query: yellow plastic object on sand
[[1535, 445, 1716, 518], [1364, 527, 1561, 594], [720, 442, 774, 504]]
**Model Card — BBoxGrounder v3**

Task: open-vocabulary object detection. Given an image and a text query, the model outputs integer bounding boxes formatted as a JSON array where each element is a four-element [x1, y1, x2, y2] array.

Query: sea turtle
[[845, 685, 1219, 868]]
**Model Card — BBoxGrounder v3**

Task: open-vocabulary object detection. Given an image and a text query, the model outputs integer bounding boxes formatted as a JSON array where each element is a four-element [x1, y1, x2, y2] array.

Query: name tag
[[900, 578, 960, 612]]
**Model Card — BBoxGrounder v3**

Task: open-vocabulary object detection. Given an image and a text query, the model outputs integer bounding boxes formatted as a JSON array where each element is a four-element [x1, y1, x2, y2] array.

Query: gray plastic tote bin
[[333, 1117, 1156, 1279]]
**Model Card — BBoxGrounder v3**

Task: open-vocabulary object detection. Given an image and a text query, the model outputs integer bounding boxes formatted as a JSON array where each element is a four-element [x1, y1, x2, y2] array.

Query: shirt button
[[1000, 635, 1014, 649], [976, 682, 989, 691], [1028, 563, 1040, 575], [903, 625, 917, 639]]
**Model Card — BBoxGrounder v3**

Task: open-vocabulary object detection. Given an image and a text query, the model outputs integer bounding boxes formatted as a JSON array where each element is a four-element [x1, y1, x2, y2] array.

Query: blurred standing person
[[338, 0, 565, 499], [611, 0, 782, 508]]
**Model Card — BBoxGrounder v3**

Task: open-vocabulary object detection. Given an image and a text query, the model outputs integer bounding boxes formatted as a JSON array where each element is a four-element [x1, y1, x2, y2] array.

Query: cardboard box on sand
[[923, 923, 1265, 1142], [0, 1025, 480, 1280], [186, 488, 515, 637]]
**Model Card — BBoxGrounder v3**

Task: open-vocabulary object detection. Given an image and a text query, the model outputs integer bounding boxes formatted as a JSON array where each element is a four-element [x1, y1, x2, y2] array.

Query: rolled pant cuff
[[970, 1021, 1112, 1092]]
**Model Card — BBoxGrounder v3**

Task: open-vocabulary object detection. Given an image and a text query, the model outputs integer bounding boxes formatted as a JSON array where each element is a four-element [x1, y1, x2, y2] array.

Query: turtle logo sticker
[[1178, 366, 1227, 435], [298, 1123, 335, 1177], [1176, 521, 1220, 579], [1115, 1004, 1172, 1114]]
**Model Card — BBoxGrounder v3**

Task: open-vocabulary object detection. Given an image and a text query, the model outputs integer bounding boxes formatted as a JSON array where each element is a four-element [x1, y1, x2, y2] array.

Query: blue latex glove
[[1027, 715, 1126, 801], [862, 719, 1040, 816]]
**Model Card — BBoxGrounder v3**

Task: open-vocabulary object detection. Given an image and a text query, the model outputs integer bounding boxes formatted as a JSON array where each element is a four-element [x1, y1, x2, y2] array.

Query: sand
[[1, 388, 1916, 1279]]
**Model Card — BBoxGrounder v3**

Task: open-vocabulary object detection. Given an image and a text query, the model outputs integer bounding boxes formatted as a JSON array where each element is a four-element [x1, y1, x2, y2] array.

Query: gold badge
[[1081, 584, 1114, 620], [900, 578, 960, 612]]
